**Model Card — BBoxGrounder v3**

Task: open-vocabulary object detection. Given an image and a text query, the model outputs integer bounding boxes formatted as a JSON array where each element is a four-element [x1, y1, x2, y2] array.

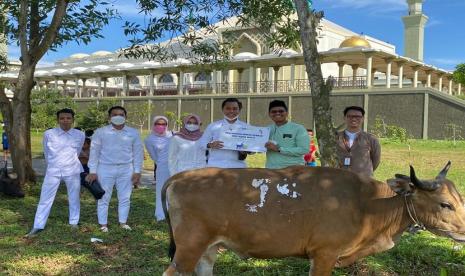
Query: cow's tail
[[161, 178, 176, 261]]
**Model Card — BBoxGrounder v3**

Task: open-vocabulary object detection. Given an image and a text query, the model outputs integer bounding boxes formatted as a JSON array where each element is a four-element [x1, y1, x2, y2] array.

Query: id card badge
[[344, 157, 351, 166]]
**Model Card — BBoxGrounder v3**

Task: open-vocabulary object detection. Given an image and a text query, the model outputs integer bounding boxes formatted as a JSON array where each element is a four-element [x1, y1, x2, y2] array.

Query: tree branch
[[18, 0, 29, 61], [31, 0, 69, 63], [29, 0, 40, 50]]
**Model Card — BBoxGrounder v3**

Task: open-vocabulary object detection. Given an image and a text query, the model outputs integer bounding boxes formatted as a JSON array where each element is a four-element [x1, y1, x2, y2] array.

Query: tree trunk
[[293, 0, 338, 167], [9, 64, 36, 185]]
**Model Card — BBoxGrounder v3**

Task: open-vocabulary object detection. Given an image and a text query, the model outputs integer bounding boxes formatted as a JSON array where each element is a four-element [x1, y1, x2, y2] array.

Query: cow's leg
[[195, 244, 219, 276], [310, 251, 337, 276], [165, 224, 212, 275]]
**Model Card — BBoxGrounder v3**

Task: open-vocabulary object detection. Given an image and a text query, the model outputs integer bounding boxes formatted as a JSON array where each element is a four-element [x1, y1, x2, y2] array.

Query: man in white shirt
[[199, 98, 249, 168], [86, 106, 144, 232], [26, 108, 85, 237]]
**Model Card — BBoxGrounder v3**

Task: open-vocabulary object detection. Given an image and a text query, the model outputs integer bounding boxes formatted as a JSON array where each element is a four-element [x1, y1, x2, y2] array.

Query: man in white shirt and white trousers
[[26, 108, 85, 237], [86, 106, 144, 232]]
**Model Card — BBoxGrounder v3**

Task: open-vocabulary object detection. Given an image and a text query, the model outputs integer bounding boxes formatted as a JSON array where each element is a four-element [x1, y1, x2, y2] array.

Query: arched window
[[194, 72, 211, 82], [129, 76, 140, 85], [159, 74, 174, 83]]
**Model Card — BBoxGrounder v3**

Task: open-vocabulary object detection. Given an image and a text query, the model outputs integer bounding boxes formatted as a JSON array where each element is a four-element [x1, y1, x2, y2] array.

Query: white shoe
[[100, 226, 108, 233], [120, 224, 132, 231]]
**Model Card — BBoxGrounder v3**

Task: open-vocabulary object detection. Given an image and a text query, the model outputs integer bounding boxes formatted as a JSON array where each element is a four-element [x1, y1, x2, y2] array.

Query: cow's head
[[387, 161, 465, 242]]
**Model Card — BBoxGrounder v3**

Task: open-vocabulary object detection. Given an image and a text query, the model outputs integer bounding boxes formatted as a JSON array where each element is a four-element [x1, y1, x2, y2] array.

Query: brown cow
[[161, 162, 465, 276]]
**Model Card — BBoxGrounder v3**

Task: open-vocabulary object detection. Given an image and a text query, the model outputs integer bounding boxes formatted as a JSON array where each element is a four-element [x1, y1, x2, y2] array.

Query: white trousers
[[155, 163, 170, 221], [97, 163, 133, 225], [33, 174, 81, 229]]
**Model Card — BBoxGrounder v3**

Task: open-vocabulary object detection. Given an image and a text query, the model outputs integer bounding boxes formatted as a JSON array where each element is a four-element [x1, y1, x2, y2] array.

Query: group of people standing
[[26, 98, 380, 237]]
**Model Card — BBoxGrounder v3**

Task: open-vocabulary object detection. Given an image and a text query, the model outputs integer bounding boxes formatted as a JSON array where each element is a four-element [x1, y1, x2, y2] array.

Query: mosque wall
[[74, 89, 465, 140]]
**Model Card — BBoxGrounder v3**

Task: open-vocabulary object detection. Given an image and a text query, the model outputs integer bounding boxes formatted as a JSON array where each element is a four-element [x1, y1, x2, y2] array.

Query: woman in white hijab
[[144, 116, 172, 221], [168, 114, 206, 176]]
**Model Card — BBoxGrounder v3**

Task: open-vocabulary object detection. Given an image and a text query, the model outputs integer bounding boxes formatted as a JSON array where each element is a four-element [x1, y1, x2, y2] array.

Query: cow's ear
[[387, 178, 415, 195]]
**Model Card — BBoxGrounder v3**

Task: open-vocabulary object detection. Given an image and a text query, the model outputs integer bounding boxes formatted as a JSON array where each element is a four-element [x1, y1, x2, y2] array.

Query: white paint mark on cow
[[277, 183, 290, 195], [277, 182, 301, 199], [246, 179, 270, 213]]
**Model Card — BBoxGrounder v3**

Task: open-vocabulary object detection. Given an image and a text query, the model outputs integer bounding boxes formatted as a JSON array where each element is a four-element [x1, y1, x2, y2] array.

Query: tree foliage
[[76, 99, 117, 132], [453, 63, 465, 85], [0, 0, 116, 186], [30, 89, 75, 132]]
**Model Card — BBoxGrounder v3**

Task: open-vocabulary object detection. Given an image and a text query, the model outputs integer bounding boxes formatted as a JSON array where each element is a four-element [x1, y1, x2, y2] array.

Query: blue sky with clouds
[[7, 0, 465, 71]]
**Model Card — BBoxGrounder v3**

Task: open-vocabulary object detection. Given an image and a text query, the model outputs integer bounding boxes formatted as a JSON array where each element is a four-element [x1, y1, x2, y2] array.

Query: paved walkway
[[4, 158, 156, 188]]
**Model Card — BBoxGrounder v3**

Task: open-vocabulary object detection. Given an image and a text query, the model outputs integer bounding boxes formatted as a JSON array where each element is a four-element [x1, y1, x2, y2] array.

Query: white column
[[103, 78, 107, 97], [97, 76, 102, 97], [273, 66, 280, 93], [458, 83, 462, 95], [413, 68, 419, 88], [366, 55, 373, 88], [248, 66, 254, 93], [448, 79, 453, 95], [427, 72, 432, 87], [74, 78, 79, 98], [351, 65, 359, 87], [228, 69, 234, 94], [211, 71, 217, 94], [149, 73, 155, 96], [81, 79, 86, 98], [62, 80, 67, 96], [290, 63, 296, 91], [54, 77, 59, 89], [438, 76, 443, 92], [386, 61, 392, 88], [256, 68, 261, 93], [122, 75, 128, 96], [397, 63, 404, 88], [267, 67, 273, 93], [177, 71, 184, 95]]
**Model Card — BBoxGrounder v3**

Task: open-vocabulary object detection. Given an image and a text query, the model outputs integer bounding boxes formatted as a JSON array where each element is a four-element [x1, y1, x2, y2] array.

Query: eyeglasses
[[346, 115, 363, 119], [270, 109, 287, 114], [154, 123, 167, 126]]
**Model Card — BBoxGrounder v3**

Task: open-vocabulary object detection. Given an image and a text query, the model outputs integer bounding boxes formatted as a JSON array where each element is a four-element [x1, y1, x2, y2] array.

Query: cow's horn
[[410, 165, 441, 191], [436, 161, 451, 180]]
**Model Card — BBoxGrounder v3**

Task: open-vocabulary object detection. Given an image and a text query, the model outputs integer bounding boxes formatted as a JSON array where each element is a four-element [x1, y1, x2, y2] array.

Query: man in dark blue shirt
[[2, 127, 9, 162]]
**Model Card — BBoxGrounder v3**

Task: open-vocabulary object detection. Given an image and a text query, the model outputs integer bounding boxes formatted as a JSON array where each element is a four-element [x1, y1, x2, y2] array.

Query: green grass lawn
[[1, 138, 465, 275]]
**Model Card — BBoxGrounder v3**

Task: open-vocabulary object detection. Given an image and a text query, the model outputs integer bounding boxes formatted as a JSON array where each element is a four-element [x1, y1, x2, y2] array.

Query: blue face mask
[[110, 115, 125, 126], [185, 124, 199, 132]]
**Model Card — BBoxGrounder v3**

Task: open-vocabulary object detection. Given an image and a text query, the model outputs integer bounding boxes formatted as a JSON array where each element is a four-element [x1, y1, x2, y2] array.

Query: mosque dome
[[91, 51, 113, 57], [339, 36, 371, 48], [69, 53, 90, 59]]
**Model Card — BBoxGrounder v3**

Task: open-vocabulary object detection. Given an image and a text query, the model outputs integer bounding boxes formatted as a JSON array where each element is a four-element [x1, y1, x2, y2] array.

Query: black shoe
[[25, 228, 43, 238]]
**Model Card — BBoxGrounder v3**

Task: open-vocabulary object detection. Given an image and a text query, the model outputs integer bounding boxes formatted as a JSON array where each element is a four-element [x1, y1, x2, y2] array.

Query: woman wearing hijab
[[144, 116, 172, 221], [168, 114, 206, 176]]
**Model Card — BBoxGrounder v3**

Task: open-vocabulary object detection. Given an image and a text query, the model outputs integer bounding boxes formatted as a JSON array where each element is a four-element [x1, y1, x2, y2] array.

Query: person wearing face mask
[[144, 116, 172, 221], [86, 106, 144, 233], [199, 98, 249, 168], [168, 114, 206, 176]]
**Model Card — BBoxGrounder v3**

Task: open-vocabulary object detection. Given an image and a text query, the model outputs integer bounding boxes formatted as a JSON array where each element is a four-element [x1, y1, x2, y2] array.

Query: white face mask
[[185, 124, 199, 132], [224, 115, 239, 121], [110, 115, 126, 126]]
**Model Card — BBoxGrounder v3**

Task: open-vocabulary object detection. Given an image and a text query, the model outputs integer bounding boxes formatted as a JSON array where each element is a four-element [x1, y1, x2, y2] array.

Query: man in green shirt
[[265, 100, 310, 169]]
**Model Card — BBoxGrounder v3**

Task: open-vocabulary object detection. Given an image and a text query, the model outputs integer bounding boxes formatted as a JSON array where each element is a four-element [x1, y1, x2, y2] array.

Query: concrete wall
[[76, 88, 465, 139]]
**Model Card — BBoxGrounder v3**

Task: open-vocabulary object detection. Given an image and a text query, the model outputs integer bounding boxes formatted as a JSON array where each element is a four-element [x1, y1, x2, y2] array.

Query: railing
[[66, 77, 369, 98]]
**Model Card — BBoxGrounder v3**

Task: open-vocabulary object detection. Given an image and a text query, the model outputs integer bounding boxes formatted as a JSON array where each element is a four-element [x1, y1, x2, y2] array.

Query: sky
[[6, 0, 465, 71]]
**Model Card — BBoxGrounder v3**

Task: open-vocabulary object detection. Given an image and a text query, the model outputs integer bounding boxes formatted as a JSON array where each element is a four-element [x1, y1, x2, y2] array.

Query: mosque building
[[0, 0, 460, 97]]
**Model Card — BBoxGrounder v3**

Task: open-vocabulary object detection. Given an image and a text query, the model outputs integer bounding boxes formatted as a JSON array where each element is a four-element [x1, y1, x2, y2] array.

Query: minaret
[[402, 0, 428, 61]]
